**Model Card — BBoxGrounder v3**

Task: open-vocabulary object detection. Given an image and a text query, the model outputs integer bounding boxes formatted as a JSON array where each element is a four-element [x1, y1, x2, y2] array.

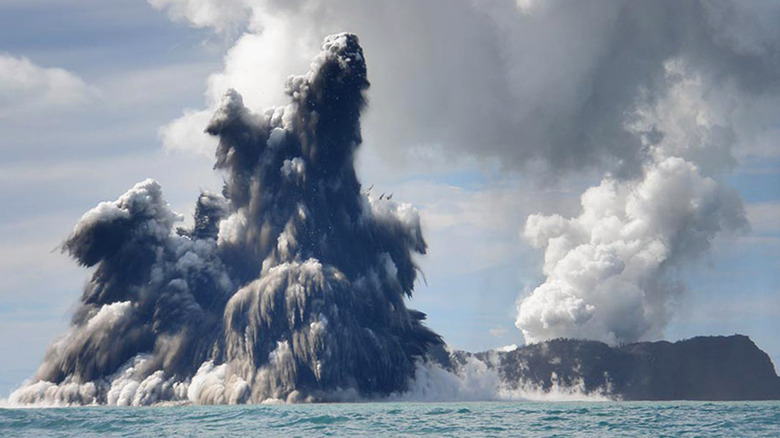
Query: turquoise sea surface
[[2, 401, 779, 437]]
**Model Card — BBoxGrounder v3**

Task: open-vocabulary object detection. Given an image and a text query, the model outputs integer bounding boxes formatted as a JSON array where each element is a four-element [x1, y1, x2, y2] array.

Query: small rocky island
[[453, 335, 780, 400]]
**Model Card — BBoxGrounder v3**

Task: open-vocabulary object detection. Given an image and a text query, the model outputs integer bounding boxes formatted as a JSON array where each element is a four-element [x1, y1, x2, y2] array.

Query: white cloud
[[158, 108, 217, 156], [0, 54, 92, 113], [147, 0, 250, 33]]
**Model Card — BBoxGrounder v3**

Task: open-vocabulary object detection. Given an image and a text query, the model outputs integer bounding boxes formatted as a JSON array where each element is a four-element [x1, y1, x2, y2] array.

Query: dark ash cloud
[[11, 33, 443, 405]]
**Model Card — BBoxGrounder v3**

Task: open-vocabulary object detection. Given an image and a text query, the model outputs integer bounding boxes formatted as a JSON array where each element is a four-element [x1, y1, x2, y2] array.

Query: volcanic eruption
[[11, 33, 444, 405]]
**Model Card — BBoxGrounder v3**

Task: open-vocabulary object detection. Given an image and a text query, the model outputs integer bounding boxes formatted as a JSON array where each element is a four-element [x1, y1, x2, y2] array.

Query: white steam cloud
[[0, 54, 92, 114], [517, 61, 748, 344]]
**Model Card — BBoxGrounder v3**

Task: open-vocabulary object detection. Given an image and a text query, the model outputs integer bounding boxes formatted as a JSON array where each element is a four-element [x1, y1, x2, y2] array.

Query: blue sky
[[1, 0, 779, 396], [0, 0, 226, 393]]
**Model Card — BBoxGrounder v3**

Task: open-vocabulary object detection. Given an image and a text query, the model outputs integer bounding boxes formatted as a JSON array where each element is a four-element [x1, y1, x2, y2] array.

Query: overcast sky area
[[1, 0, 779, 396]]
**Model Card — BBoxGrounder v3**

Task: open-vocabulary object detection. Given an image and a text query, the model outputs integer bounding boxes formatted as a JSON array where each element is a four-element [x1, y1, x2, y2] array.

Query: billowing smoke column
[[516, 158, 741, 344], [516, 61, 747, 345], [11, 33, 443, 405]]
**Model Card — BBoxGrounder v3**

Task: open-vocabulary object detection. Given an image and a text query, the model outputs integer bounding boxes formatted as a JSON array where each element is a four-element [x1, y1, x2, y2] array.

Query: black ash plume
[[11, 33, 442, 405]]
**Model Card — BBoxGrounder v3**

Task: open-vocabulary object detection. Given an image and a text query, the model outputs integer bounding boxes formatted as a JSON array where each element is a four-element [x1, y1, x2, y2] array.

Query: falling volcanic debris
[[11, 33, 444, 405]]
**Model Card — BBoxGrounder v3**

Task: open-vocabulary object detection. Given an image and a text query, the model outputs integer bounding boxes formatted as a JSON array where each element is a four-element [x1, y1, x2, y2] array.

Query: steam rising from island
[[10, 33, 444, 406], [516, 61, 748, 345]]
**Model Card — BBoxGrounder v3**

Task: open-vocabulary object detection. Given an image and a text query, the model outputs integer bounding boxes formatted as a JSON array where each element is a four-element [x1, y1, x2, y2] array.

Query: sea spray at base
[[5, 355, 610, 407]]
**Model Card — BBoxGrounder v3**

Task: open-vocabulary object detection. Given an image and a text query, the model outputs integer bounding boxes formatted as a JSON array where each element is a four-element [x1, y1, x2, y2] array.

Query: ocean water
[[1, 401, 779, 437]]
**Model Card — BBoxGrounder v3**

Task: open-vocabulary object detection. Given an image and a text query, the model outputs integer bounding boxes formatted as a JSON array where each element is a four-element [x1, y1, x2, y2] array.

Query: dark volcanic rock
[[618, 335, 780, 400], [460, 335, 780, 401]]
